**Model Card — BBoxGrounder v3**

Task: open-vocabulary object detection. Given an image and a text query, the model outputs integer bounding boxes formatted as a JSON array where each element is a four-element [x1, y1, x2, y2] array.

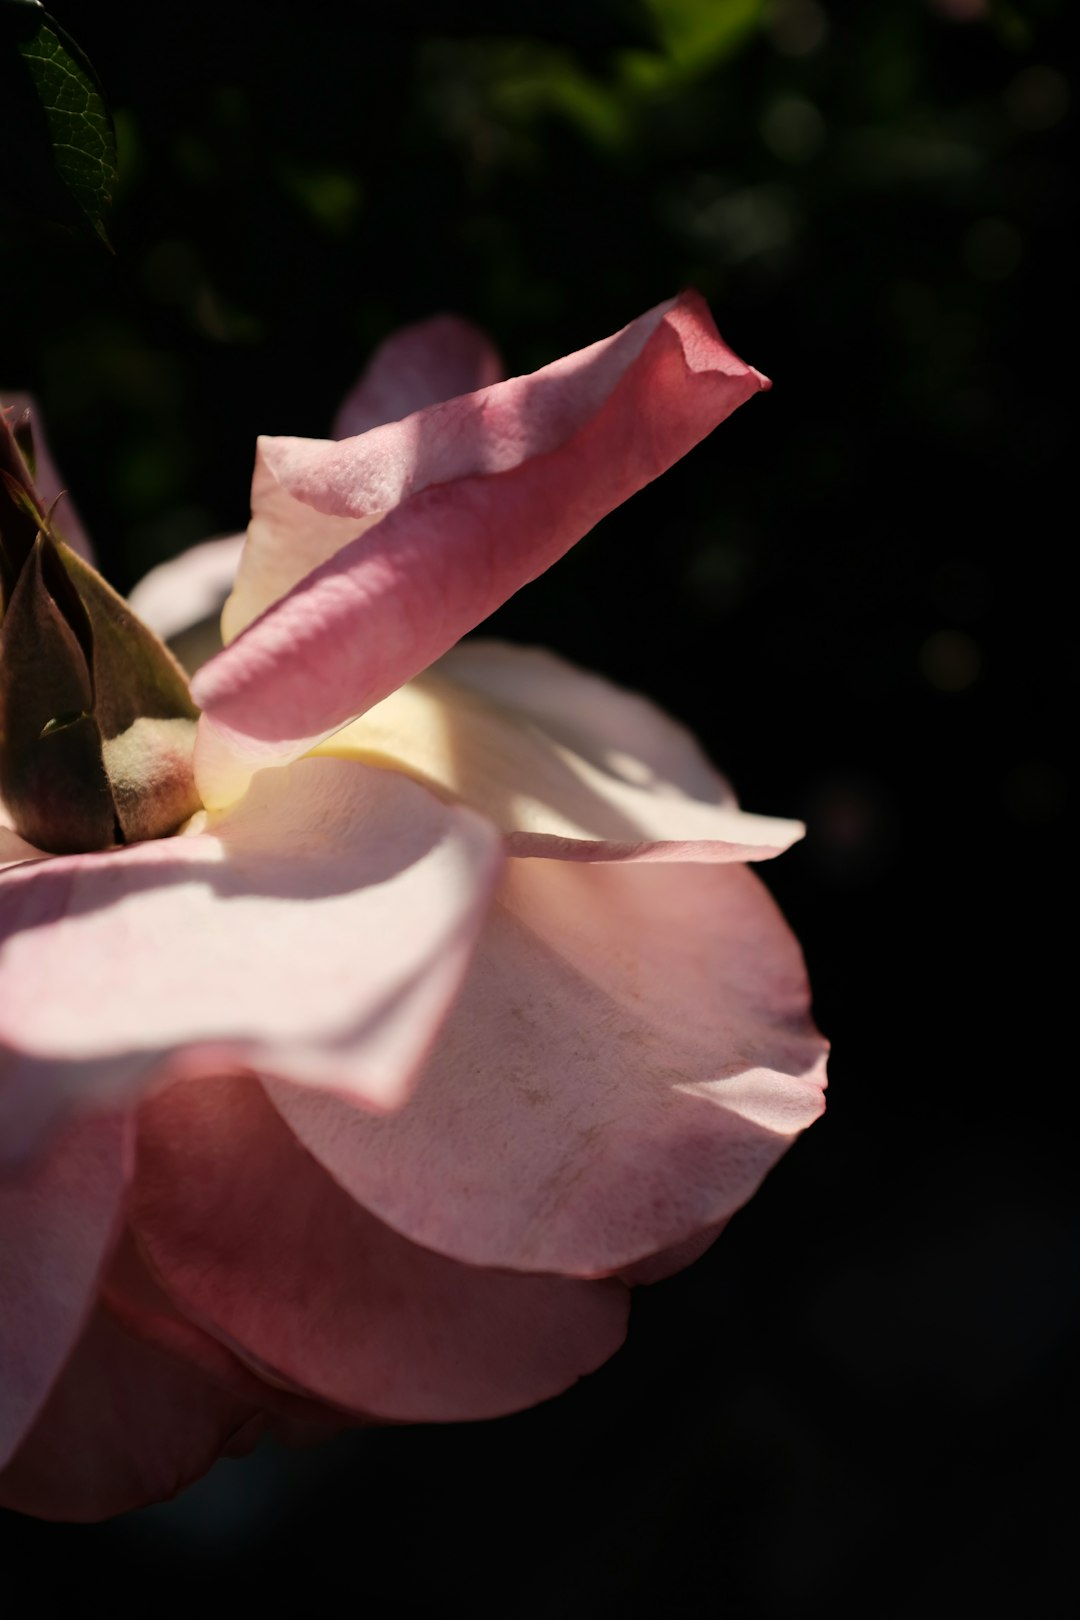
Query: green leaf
[[0, 2, 117, 246], [643, 0, 764, 72]]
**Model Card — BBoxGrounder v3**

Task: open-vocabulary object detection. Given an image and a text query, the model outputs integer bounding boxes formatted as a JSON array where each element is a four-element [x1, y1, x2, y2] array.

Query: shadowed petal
[[617, 1221, 730, 1286], [268, 857, 827, 1278], [318, 643, 804, 861], [100, 1230, 344, 1431], [0, 1308, 259, 1521], [332, 313, 503, 438], [0, 758, 501, 1161], [195, 292, 770, 808], [0, 1112, 130, 1468], [132, 1075, 629, 1422], [0, 825, 44, 870]]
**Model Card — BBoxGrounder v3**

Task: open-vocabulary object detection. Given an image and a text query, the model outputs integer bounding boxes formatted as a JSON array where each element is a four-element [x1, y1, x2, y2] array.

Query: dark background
[[1, 1, 1074, 1613]]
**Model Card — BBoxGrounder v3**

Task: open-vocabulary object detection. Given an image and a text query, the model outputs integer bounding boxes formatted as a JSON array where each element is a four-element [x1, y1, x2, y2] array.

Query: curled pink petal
[[222, 315, 501, 649], [195, 292, 770, 808], [332, 313, 503, 438], [0, 1308, 259, 1521], [131, 1074, 629, 1422], [267, 856, 827, 1278], [0, 1112, 130, 1468], [0, 394, 94, 563], [0, 757, 501, 1160], [318, 642, 804, 861]]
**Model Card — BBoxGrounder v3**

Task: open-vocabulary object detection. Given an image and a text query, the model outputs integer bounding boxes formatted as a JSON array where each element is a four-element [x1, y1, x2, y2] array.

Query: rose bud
[[0, 409, 200, 854]]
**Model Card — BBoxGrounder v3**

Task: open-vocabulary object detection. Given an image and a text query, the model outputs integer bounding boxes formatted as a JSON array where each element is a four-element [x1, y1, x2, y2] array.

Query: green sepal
[[0, 405, 202, 852], [58, 543, 202, 842], [0, 531, 117, 852], [58, 544, 199, 735]]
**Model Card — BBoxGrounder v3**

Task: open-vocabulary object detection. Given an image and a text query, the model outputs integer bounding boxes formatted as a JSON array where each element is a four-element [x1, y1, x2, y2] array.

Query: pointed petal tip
[[192, 292, 777, 781]]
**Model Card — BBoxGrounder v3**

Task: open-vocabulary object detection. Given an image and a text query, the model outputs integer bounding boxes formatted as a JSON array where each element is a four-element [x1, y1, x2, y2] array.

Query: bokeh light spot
[[1002, 761, 1067, 826], [963, 218, 1023, 282], [768, 0, 829, 57], [919, 629, 982, 692], [760, 96, 825, 163], [1005, 66, 1069, 132]]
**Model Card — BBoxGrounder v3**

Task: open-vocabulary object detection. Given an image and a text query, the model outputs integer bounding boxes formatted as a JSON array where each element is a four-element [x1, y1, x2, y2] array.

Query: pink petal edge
[[101, 1229, 348, 1430], [318, 640, 804, 863], [0, 1307, 260, 1522], [0, 1111, 130, 1468], [194, 291, 770, 808], [132, 1073, 629, 1423], [222, 316, 503, 648], [332, 312, 503, 438], [268, 855, 827, 1279]]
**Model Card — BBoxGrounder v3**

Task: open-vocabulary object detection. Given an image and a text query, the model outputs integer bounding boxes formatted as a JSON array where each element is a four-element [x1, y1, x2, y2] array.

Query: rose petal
[[317, 644, 804, 861], [0, 1112, 130, 1468], [267, 856, 827, 1278], [332, 313, 503, 439], [218, 457, 366, 649], [439, 639, 735, 800], [0, 757, 501, 1161], [0, 825, 44, 871], [0, 394, 93, 563], [223, 314, 502, 647], [126, 534, 246, 676], [127, 532, 245, 642], [101, 1230, 342, 1427], [195, 291, 770, 808], [132, 1074, 629, 1422], [102, 1231, 276, 1406], [0, 1308, 259, 1521], [617, 1221, 730, 1287]]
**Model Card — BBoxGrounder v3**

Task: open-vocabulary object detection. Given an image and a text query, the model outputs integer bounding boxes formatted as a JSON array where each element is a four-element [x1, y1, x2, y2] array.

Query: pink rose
[[0, 293, 827, 1520]]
